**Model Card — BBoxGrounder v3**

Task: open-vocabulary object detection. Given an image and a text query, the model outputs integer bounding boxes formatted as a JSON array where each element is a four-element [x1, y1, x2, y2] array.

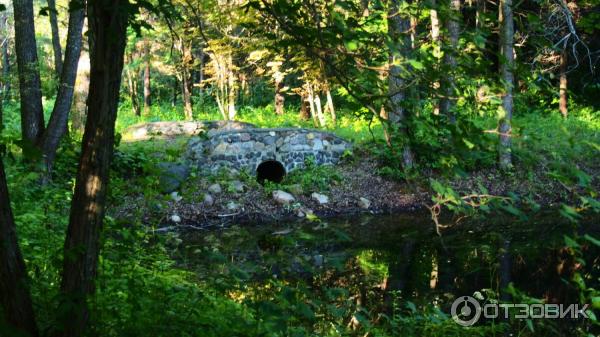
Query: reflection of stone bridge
[[187, 128, 352, 181]]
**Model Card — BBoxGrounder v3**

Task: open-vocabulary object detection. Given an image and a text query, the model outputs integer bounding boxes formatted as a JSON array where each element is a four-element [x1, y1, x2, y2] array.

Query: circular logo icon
[[451, 296, 482, 326]]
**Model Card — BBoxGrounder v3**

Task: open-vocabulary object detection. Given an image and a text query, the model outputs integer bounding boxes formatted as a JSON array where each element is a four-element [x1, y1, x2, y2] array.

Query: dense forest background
[[0, 0, 599, 336]]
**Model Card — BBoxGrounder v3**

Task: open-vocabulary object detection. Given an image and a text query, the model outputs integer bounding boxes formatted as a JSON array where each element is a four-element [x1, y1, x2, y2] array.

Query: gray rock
[[202, 193, 214, 206], [208, 183, 222, 194], [230, 180, 245, 193], [311, 192, 329, 205], [226, 201, 240, 211], [170, 191, 183, 202], [358, 197, 371, 209], [170, 214, 182, 223], [157, 163, 190, 193], [272, 190, 295, 205]]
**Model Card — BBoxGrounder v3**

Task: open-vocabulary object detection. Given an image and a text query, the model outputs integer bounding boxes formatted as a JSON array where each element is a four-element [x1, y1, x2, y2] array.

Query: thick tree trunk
[[299, 92, 310, 121], [40, 5, 86, 174], [0, 158, 39, 337], [143, 43, 151, 114], [559, 49, 568, 118], [55, 0, 128, 335], [387, 0, 415, 169], [48, 0, 63, 77], [13, 0, 45, 145], [498, 0, 514, 169], [439, 0, 460, 123]]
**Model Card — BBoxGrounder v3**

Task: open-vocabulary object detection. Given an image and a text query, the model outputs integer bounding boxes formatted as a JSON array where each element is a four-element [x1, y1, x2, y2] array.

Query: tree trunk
[[439, 0, 460, 123], [0, 11, 10, 100], [306, 82, 318, 127], [498, 0, 514, 169], [323, 79, 336, 127], [71, 49, 90, 134], [48, 0, 63, 77], [387, 0, 415, 169], [314, 93, 326, 127], [179, 39, 193, 120], [125, 53, 141, 116], [0, 158, 39, 337], [430, 0, 441, 115], [171, 76, 178, 107], [13, 0, 45, 145], [226, 54, 236, 120], [182, 73, 193, 120], [143, 43, 151, 114], [274, 74, 284, 115], [40, 5, 86, 174], [54, 0, 128, 335], [299, 91, 310, 121], [559, 49, 568, 118]]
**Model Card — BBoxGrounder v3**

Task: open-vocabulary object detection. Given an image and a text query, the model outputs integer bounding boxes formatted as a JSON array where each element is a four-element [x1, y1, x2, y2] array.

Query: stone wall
[[124, 120, 256, 141], [187, 128, 351, 173]]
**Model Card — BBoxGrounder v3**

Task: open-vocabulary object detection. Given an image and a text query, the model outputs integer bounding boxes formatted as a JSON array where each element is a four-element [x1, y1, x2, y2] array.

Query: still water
[[178, 213, 599, 336]]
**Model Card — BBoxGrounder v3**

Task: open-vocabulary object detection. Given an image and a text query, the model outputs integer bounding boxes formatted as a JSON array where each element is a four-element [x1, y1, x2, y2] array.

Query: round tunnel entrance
[[256, 160, 286, 184]]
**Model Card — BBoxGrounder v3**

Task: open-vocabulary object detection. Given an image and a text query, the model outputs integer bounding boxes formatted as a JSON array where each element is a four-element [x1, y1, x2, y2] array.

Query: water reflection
[[178, 213, 599, 335]]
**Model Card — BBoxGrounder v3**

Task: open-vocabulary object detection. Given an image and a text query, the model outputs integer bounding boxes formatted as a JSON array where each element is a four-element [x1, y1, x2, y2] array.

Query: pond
[[175, 213, 599, 336]]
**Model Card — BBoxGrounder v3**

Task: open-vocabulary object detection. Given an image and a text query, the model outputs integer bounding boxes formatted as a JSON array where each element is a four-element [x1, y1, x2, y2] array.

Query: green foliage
[[263, 156, 342, 196]]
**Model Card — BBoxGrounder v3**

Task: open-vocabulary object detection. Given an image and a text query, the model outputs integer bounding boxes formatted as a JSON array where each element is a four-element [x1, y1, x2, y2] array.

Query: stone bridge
[[187, 128, 352, 182]]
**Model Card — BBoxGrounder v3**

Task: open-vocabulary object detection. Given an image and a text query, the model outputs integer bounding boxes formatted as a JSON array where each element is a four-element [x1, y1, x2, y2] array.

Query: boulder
[[208, 183, 222, 194], [170, 191, 183, 202], [358, 197, 371, 209], [202, 193, 214, 206], [311, 192, 329, 205], [273, 190, 295, 205], [226, 201, 240, 211], [230, 180, 245, 193], [157, 163, 190, 193]]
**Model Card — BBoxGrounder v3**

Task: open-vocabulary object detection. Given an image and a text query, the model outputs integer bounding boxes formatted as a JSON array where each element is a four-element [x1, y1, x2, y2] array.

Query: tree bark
[[439, 0, 460, 123], [40, 4, 86, 174], [180, 39, 193, 120], [0, 158, 39, 337], [559, 49, 568, 118], [387, 0, 415, 169], [143, 42, 151, 114], [124, 53, 141, 116], [48, 0, 63, 77], [274, 74, 284, 115], [71, 48, 90, 133], [0, 11, 10, 101], [498, 0, 514, 169], [54, 0, 128, 335], [299, 91, 310, 121], [430, 0, 441, 115], [13, 0, 45, 145], [323, 80, 336, 127]]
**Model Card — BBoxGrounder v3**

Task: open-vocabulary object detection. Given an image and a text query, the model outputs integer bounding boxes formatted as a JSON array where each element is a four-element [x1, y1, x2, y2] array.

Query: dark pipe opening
[[256, 160, 286, 184]]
